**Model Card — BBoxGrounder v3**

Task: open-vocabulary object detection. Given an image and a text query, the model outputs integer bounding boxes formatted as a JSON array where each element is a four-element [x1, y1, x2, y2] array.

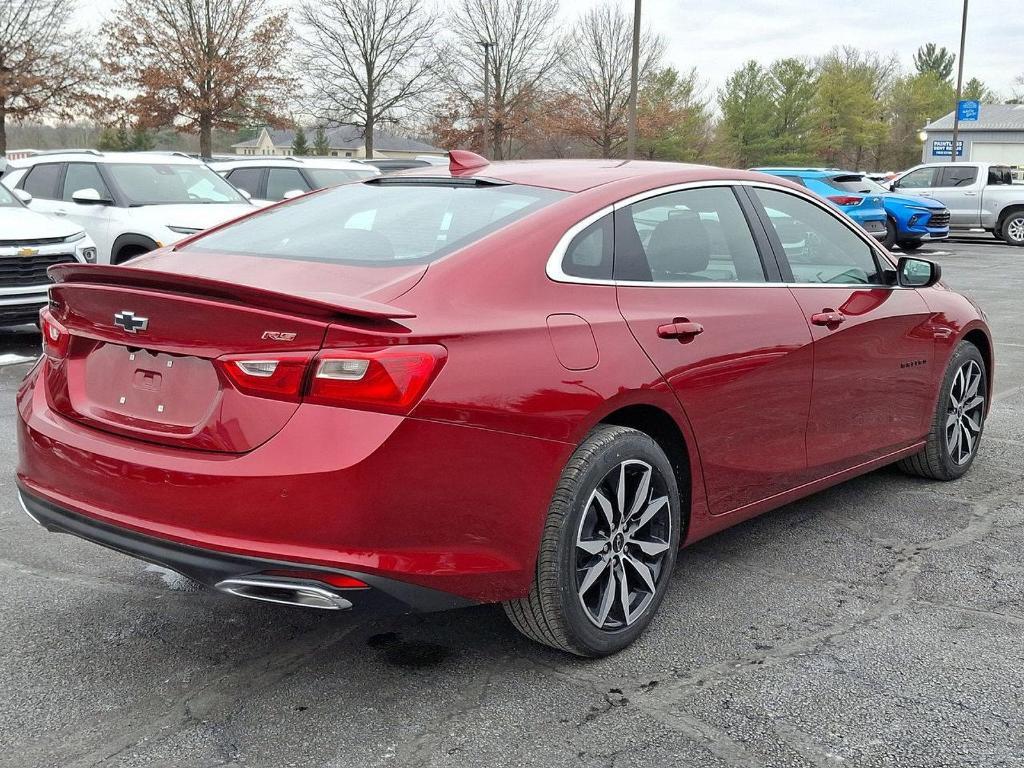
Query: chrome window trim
[[545, 178, 901, 289]]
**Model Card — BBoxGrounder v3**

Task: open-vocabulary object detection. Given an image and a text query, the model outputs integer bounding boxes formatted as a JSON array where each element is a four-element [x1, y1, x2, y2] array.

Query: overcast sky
[[79, 0, 1022, 100]]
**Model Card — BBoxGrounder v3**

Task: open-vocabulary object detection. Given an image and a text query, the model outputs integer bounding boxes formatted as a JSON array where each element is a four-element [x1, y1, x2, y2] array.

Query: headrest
[[646, 211, 710, 277]]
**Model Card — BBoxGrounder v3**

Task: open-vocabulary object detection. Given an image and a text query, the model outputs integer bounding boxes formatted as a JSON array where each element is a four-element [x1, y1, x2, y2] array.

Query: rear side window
[[615, 186, 766, 283], [186, 181, 568, 265], [897, 167, 939, 189], [754, 188, 881, 285], [63, 163, 111, 201], [22, 163, 62, 200], [226, 168, 263, 197], [939, 166, 977, 187], [561, 215, 612, 279]]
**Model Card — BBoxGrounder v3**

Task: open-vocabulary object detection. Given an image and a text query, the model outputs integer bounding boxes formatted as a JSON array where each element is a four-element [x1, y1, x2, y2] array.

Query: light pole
[[478, 40, 494, 157], [950, 0, 969, 163], [625, 0, 641, 160]]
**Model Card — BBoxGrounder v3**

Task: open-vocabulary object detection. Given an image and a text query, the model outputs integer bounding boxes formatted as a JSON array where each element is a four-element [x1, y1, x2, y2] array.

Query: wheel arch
[[996, 204, 1024, 233], [962, 326, 994, 409], [111, 233, 160, 264]]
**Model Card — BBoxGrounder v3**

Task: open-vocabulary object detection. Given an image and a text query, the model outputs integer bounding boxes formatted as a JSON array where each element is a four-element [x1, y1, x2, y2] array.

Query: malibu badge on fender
[[113, 311, 148, 334]]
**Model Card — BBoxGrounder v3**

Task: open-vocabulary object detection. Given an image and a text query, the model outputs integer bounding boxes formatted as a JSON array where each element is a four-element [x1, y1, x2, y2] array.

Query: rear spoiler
[[47, 264, 416, 321]]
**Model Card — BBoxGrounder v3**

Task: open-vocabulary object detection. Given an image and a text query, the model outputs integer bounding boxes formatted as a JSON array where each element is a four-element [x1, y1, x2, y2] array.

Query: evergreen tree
[[292, 125, 309, 155], [913, 43, 955, 83], [715, 60, 775, 167], [312, 125, 330, 155]]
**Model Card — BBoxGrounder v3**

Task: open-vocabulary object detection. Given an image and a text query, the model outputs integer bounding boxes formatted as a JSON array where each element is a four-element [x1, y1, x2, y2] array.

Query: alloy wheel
[[575, 460, 672, 630], [1007, 217, 1024, 244], [946, 360, 985, 465]]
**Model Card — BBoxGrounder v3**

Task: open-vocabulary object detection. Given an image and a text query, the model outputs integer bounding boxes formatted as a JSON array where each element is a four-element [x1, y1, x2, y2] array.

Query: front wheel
[[896, 239, 924, 251], [504, 425, 681, 656], [882, 217, 897, 249], [1002, 212, 1024, 246], [898, 341, 987, 480]]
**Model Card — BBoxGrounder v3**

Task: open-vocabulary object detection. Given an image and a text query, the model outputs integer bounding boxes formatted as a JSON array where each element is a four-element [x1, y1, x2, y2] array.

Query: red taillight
[[216, 344, 446, 414], [827, 195, 863, 206], [216, 352, 315, 402], [39, 307, 70, 359], [260, 569, 368, 589], [306, 345, 447, 414]]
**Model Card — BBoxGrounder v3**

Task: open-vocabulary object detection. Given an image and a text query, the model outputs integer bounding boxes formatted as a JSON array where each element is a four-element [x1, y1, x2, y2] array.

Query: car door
[[930, 165, 981, 227], [224, 167, 266, 203], [60, 162, 114, 251], [749, 186, 935, 478], [266, 167, 311, 202], [614, 184, 814, 515], [18, 162, 64, 218]]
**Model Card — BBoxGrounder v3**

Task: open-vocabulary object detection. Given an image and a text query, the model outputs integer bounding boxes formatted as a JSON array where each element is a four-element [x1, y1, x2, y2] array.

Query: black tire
[[898, 341, 987, 481], [504, 425, 681, 657], [1002, 211, 1024, 247], [896, 239, 924, 251], [882, 217, 897, 249], [112, 246, 148, 265]]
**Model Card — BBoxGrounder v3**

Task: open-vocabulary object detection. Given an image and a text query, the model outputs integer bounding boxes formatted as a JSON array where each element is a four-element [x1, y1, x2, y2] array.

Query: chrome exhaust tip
[[215, 577, 353, 611]]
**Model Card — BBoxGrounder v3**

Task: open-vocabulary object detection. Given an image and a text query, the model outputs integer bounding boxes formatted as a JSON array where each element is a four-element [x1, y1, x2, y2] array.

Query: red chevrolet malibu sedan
[[17, 153, 992, 656]]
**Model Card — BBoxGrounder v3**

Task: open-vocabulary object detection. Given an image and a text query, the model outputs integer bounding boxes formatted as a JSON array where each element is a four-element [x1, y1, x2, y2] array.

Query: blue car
[[755, 168, 949, 250]]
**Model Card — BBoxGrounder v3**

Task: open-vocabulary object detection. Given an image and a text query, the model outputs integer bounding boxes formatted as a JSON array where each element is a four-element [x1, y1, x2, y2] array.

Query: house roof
[[925, 103, 1024, 132], [232, 126, 444, 153]]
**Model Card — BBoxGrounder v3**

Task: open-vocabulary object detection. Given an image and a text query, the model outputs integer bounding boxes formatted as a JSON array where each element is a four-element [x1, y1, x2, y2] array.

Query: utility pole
[[478, 40, 494, 158], [950, 0, 969, 163], [625, 0, 641, 160]]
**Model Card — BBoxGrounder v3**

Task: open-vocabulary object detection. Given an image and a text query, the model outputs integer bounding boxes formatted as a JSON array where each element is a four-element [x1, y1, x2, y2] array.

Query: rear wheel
[[1002, 212, 1024, 246], [504, 425, 681, 657], [896, 239, 924, 251], [898, 341, 987, 480]]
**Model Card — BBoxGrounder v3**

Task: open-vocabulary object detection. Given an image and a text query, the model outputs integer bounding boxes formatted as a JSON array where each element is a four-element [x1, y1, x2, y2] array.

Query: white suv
[[209, 157, 380, 205], [1, 151, 254, 264], [0, 182, 96, 326]]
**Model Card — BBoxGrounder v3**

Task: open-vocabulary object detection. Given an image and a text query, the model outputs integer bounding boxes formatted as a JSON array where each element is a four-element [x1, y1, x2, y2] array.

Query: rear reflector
[[39, 308, 70, 359], [260, 569, 369, 589], [215, 344, 446, 414]]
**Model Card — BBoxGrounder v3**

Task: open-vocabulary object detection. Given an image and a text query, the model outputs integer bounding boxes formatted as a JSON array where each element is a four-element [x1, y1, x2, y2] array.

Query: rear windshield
[[186, 181, 567, 265], [823, 174, 888, 195]]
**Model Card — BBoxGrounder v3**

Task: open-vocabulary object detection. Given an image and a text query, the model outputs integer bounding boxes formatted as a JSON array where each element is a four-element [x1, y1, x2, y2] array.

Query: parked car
[[753, 168, 889, 241], [361, 158, 435, 173], [818, 171, 949, 250], [18, 154, 992, 657], [0, 183, 96, 326], [890, 162, 1024, 246], [209, 157, 381, 205], [1, 151, 254, 264]]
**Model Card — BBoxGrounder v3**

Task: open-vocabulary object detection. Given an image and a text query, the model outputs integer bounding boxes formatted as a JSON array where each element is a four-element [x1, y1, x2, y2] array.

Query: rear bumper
[[18, 487, 473, 612], [17, 364, 569, 604]]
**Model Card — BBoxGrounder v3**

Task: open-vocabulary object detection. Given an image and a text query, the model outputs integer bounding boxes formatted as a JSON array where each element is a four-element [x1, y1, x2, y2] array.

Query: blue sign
[[932, 140, 964, 157], [957, 100, 980, 121]]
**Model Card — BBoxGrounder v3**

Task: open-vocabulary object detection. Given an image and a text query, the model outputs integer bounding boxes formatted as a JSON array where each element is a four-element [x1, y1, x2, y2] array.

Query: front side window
[[897, 167, 939, 189], [226, 167, 263, 197], [754, 188, 881, 285], [105, 163, 247, 205], [63, 163, 111, 202], [266, 168, 310, 200], [939, 166, 978, 187], [186, 181, 567, 265], [22, 163, 62, 200], [616, 186, 766, 283]]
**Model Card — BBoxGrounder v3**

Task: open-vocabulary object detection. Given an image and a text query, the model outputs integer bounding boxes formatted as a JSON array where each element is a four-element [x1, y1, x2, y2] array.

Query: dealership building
[[921, 104, 1024, 168]]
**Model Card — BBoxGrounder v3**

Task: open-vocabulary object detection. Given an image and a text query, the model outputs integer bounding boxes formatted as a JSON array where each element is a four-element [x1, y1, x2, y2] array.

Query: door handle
[[53, 209, 68, 216], [810, 310, 846, 327], [657, 320, 704, 340], [964, 191, 978, 196]]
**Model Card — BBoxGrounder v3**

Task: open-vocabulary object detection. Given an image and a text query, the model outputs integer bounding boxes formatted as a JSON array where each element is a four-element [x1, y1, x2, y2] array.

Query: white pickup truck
[[890, 162, 1024, 246]]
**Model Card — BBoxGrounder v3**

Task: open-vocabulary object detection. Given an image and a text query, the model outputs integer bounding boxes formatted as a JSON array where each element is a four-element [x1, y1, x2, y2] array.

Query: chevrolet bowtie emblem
[[113, 310, 148, 333], [17, 247, 38, 257]]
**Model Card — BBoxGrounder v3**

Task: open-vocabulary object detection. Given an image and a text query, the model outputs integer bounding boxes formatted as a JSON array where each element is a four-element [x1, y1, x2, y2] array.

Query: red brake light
[[306, 345, 447, 414], [827, 195, 863, 206], [39, 307, 70, 359], [215, 352, 315, 402]]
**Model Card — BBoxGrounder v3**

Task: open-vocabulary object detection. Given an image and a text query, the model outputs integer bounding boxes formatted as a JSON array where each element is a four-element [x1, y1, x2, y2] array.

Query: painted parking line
[[0, 353, 38, 367]]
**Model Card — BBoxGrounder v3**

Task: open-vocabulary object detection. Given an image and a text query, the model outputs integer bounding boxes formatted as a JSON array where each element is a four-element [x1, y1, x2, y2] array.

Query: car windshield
[[305, 167, 379, 188], [186, 181, 567, 265], [106, 163, 247, 206], [0, 184, 21, 208], [824, 174, 888, 195]]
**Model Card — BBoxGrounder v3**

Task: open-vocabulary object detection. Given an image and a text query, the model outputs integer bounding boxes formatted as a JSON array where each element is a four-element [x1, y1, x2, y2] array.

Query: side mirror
[[282, 189, 306, 200], [71, 188, 111, 205], [888, 181, 897, 192], [237, 188, 252, 200], [897, 256, 941, 288], [13, 189, 32, 204]]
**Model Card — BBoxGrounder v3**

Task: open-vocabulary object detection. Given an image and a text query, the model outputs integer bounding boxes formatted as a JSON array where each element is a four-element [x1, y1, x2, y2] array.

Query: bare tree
[[297, 0, 439, 159], [103, 0, 294, 157], [446, 0, 561, 160], [0, 0, 93, 155], [559, 2, 663, 158]]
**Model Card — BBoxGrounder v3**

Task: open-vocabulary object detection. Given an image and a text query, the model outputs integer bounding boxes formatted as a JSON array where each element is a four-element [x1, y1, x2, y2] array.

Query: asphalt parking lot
[[1, 235, 1022, 768]]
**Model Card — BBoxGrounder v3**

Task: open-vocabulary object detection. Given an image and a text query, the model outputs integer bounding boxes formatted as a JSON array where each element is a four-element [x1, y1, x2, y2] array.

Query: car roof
[[394, 159, 789, 194], [11, 151, 204, 166]]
